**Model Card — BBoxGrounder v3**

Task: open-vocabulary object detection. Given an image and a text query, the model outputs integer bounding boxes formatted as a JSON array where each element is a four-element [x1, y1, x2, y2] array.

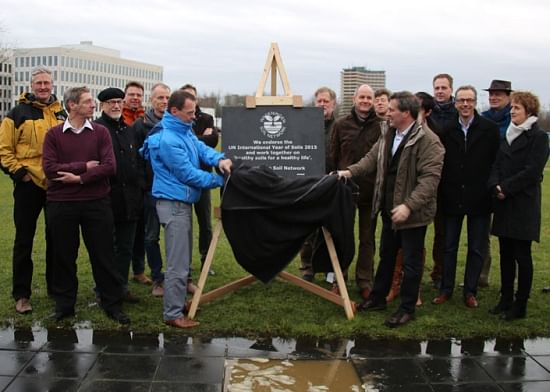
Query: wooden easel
[[187, 43, 355, 320]]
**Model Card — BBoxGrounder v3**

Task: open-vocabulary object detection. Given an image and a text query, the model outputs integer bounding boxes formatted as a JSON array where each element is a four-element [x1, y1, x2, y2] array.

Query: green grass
[[1, 171, 550, 340]]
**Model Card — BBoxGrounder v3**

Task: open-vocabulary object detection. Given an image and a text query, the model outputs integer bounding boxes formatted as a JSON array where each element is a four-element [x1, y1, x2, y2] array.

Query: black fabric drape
[[221, 162, 356, 283]]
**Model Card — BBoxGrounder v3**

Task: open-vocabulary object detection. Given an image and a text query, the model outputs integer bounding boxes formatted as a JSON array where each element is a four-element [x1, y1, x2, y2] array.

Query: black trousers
[[371, 211, 427, 314], [46, 198, 124, 312], [194, 189, 213, 262], [12, 180, 52, 300], [498, 236, 533, 303]]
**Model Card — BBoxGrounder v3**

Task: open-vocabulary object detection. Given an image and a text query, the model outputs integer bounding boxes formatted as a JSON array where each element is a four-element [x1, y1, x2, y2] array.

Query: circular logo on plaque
[[259, 111, 286, 138]]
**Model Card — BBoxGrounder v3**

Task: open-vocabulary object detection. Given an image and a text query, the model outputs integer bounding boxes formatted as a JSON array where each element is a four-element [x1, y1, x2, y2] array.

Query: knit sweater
[[42, 122, 115, 201]]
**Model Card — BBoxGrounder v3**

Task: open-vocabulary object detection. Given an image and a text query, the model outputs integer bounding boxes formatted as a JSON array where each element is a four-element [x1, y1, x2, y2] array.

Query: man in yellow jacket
[[0, 67, 66, 314]]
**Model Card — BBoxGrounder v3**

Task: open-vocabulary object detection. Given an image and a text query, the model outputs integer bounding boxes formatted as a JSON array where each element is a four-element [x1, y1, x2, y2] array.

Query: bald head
[[353, 84, 374, 116]]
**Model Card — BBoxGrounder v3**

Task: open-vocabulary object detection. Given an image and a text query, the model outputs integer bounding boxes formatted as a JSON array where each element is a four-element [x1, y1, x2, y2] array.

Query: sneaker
[[133, 273, 152, 285], [152, 282, 164, 297], [15, 298, 32, 314]]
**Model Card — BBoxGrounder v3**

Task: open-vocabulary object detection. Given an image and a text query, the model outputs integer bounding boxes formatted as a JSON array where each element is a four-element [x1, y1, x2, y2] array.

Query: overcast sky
[[3, 0, 550, 106]]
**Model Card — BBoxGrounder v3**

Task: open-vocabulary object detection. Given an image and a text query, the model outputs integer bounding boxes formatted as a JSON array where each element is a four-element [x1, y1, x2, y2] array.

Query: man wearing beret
[[95, 87, 144, 305]]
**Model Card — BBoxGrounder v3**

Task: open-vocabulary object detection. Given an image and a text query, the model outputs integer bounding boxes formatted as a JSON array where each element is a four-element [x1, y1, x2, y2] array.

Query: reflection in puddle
[[225, 358, 364, 391]]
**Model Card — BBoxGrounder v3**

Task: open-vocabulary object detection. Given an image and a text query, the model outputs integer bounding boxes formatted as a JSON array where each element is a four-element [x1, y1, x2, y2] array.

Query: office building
[[12, 41, 163, 114], [339, 67, 386, 116]]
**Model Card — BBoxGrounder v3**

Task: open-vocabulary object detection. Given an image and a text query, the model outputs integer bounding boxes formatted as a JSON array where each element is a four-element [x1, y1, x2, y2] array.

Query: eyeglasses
[[456, 98, 476, 104], [104, 99, 123, 106]]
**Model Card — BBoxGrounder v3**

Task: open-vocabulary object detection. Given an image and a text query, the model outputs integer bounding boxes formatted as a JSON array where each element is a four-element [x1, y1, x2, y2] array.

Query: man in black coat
[[432, 85, 500, 308], [95, 87, 144, 304]]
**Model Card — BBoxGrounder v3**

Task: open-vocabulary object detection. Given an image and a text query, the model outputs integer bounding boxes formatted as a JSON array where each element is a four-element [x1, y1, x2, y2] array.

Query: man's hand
[[86, 160, 99, 170], [495, 185, 506, 200], [203, 127, 213, 136], [54, 171, 81, 184], [391, 204, 411, 224], [218, 158, 233, 174], [337, 170, 352, 178]]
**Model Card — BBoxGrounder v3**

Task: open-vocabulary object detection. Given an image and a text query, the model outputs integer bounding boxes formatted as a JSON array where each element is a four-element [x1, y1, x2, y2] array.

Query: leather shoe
[[105, 309, 131, 325], [187, 282, 198, 295], [489, 300, 511, 315], [15, 298, 32, 314], [357, 298, 387, 312], [384, 310, 415, 328], [464, 294, 479, 308], [133, 273, 152, 285], [165, 317, 200, 329], [50, 309, 75, 322], [359, 288, 371, 300], [124, 292, 140, 304], [302, 273, 314, 282], [432, 293, 450, 305], [542, 286, 550, 293], [330, 283, 340, 295]]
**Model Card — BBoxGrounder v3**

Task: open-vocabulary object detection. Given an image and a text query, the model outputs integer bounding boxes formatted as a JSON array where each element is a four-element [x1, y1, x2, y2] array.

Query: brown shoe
[[124, 292, 140, 304], [133, 273, 152, 285], [432, 293, 450, 305], [15, 298, 32, 314], [465, 294, 479, 308], [165, 317, 199, 329], [330, 283, 340, 295], [152, 282, 164, 297], [359, 288, 371, 300], [187, 282, 198, 295]]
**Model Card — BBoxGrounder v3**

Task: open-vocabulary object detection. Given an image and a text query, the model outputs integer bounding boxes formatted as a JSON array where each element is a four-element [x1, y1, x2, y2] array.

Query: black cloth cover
[[221, 162, 356, 283]]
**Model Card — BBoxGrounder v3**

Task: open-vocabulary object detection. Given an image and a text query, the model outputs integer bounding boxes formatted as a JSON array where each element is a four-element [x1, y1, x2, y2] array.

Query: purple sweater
[[42, 122, 116, 201]]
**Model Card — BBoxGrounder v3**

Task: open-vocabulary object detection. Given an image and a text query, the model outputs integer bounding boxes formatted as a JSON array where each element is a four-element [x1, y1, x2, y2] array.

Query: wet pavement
[[0, 326, 550, 391]]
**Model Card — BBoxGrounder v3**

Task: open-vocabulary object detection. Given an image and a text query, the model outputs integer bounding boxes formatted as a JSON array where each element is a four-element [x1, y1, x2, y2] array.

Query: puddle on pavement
[[224, 358, 363, 392]]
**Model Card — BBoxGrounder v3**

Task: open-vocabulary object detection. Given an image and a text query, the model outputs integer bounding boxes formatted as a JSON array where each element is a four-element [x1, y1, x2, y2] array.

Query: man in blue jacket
[[140, 90, 232, 328]]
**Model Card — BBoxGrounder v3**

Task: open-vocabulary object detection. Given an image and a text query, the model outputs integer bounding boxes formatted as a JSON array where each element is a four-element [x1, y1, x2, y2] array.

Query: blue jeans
[[441, 214, 490, 297], [156, 199, 192, 321], [144, 192, 164, 283]]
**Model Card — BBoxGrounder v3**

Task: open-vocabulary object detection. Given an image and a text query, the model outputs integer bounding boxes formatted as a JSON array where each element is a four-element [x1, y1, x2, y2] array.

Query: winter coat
[[439, 112, 500, 216], [140, 111, 224, 204], [489, 122, 549, 241], [348, 121, 444, 230], [330, 108, 382, 204], [0, 93, 66, 188], [94, 113, 144, 222]]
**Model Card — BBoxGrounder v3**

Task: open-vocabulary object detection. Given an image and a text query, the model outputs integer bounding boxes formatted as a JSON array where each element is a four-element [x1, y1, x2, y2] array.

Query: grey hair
[[151, 82, 170, 93], [31, 67, 52, 83], [455, 85, 478, 101]]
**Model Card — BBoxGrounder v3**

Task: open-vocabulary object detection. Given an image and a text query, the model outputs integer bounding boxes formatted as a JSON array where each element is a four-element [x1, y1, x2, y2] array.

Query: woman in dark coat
[[488, 91, 549, 320]]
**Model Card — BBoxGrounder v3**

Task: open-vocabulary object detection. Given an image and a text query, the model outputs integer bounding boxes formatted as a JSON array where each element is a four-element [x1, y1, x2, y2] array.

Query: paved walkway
[[0, 327, 549, 391]]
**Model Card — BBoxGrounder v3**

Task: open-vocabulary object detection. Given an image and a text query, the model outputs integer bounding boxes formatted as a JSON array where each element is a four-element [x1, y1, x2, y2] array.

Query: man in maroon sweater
[[42, 86, 130, 324]]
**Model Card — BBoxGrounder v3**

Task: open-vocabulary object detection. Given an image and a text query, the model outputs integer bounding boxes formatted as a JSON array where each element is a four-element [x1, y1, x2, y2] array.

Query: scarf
[[505, 116, 538, 145]]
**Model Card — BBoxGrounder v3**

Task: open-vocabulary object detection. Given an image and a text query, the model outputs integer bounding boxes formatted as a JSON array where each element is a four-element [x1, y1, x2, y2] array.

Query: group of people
[[0, 66, 548, 330], [0, 67, 231, 328], [314, 74, 548, 328]]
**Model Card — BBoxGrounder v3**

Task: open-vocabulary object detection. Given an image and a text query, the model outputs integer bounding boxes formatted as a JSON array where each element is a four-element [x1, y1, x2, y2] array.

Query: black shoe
[[384, 310, 415, 328], [105, 309, 131, 325], [50, 309, 75, 322], [302, 274, 314, 282], [488, 300, 512, 315], [357, 298, 387, 312], [501, 302, 526, 321], [542, 286, 550, 293]]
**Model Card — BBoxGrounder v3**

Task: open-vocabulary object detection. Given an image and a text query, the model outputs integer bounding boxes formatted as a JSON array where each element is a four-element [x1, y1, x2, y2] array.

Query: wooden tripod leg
[[322, 227, 355, 320], [188, 220, 222, 319]]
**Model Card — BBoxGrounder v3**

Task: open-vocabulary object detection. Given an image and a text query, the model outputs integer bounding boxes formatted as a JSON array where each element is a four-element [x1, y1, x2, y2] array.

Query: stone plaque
[[222, 106, 325, 177]]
